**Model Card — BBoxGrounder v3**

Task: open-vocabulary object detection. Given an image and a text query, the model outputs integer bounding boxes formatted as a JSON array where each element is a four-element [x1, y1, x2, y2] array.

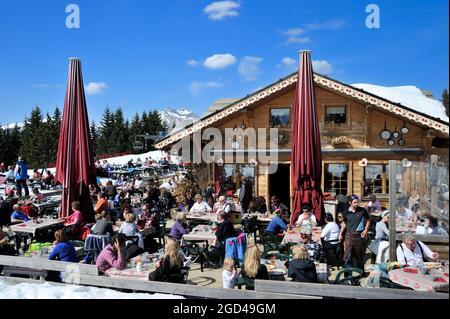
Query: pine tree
[[90, 121, 100, 155], [442, 89, 449, 117], [98, 106, 115, 155], [19, 106, 47, 168], [111, 108, 129, 153]]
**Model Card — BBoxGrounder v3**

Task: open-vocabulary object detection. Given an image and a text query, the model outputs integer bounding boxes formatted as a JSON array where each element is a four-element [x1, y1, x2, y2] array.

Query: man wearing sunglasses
[[339, 195, 370, 271]]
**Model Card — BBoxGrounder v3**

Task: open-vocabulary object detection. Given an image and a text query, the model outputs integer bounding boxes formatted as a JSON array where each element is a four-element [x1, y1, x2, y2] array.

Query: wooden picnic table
[[243, 213, 274, 223], [388, 267, 449, 292], [181, 225, 217, 246], [32, 198, 61, 215], [9, 218, 64, 236], [186, 213, 217, 223], [104, 259, 156, 281], [261, 258, 329, 283], [281, 228, 322, 245]]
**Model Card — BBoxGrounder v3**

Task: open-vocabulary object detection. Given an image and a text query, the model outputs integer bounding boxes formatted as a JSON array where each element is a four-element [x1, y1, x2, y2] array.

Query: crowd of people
[[0, 159, 448, 290]]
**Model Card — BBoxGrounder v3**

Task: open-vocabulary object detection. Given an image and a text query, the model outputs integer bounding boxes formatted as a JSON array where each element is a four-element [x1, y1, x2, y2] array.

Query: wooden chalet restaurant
[[155, 70, 449, 212]]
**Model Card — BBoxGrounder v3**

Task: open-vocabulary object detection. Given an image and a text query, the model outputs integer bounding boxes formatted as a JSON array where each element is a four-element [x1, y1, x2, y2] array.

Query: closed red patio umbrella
[[55, 58, 96, 222], [290, 50, 325, 225]]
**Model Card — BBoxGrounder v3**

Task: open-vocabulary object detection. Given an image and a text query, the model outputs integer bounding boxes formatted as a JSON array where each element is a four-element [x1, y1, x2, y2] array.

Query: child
[[222, 258, 238, 289]]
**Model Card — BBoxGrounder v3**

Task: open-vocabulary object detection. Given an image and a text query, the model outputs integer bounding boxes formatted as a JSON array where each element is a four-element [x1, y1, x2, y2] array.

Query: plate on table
[[269, 268, 286, 275], [265, 264, 276, 271], [424, 262, 442, 270]]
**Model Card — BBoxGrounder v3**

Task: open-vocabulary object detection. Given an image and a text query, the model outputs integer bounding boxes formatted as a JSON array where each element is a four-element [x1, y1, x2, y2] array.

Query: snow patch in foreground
[[0, 281, 184, 299], [351, 83, 449, 123]]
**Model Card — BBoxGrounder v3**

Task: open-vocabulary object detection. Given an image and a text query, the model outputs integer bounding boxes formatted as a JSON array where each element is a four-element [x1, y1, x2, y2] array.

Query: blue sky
[[0, 0, 448, 125]]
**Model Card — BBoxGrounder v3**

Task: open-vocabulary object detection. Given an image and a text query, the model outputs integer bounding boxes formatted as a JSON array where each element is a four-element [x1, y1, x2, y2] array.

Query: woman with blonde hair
[[149, 237, 183, 282], [241, 245, 269, 280], [287, 244, 318, 283]]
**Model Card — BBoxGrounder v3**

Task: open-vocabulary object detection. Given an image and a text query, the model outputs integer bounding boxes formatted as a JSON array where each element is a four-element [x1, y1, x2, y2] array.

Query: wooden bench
[[0, 255, 315, 299], [254, 280, 449, 299]]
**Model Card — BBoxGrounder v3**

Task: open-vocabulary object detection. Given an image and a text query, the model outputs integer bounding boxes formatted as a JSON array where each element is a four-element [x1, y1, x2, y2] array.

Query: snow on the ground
[[100, 150, 178, 166], [0, 280, 184, 299], [351, 83, 449, 123], [21, 150, 178, 175]]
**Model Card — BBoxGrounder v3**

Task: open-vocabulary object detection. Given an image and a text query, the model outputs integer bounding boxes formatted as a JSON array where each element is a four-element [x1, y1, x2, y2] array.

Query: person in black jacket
[[287, 244, 318, 283], [148, 237, 183, 283], [215, 211, 236, 243]]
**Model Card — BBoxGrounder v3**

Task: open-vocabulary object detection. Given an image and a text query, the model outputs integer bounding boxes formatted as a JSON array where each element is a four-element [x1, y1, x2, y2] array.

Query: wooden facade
[[157, 73, 449, 208]]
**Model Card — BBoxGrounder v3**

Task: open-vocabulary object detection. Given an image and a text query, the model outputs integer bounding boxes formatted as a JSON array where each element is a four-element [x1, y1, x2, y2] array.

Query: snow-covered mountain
[[158, 108, 200, 134]]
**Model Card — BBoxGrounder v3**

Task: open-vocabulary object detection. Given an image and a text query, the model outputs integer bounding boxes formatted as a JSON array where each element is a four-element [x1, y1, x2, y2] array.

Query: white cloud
[[305, 18, 346, 30], [204, 1, 240, 21], [282, 57, 297, 67], [280, 28, 310, 45], [281, 28, 305, 37], [189, 81, 223, 95], [32, 83, 63, 89], [238, 56, 263, 82], [312, 60, 333, 75], [85, 82, 108, 95], [277, 57, 297, 70], [203, 53, 237, 70], [280, 19, 345, 45], [187, 59, 201, 67]]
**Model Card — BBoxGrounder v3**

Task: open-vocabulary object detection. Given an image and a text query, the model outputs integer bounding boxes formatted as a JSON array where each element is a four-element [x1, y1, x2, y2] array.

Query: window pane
[[270, 108, 291, 128], [324, 163, 348, 196], [325, 106, 346, 126], [364, 164, 389, 196]]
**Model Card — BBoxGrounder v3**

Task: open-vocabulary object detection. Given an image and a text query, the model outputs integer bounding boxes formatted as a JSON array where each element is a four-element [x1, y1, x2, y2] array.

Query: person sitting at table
[[215, 210, 236, 244], [320, 213, 341, 266], [0, 229, 18, 256], [94, 192, 109, 214], [213, 196, 231, 215], [105, 180, 117, 200], [269, 196, 289, 216], [295, 205, 317, 229], [287, 244, 318, 283], [42, 170, 55, 189], [190, 194, 212, 214], [134, 175, 145, 191], [10, 204, 30, 223], [366, 194, 382, 213], [396, 234, 439, 265], [96, 233, 126, 273], [31, 169, 42, 182], [29, 187, 44, 203], [91, 211, 115, 236], [3, 166, 16, 184], [61, 201, 84, 227], [299, 228, 325, 262], [149, 237, 183, 282], [48, 229, 78, 262], [240, 244, 269, 284], [169, 212, 189, 240], [396, 201, 417, 223], [426, 216, 449, 236], [119, 212, 145, 260], [369, 210, 390, 264], [46, 229, 78, 282], [265, 209, 288, 236]]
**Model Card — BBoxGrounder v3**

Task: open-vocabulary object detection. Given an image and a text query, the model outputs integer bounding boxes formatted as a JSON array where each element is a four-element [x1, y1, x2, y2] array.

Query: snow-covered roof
[[351, 84, 449, 123], [155, 72, 449, 149]]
